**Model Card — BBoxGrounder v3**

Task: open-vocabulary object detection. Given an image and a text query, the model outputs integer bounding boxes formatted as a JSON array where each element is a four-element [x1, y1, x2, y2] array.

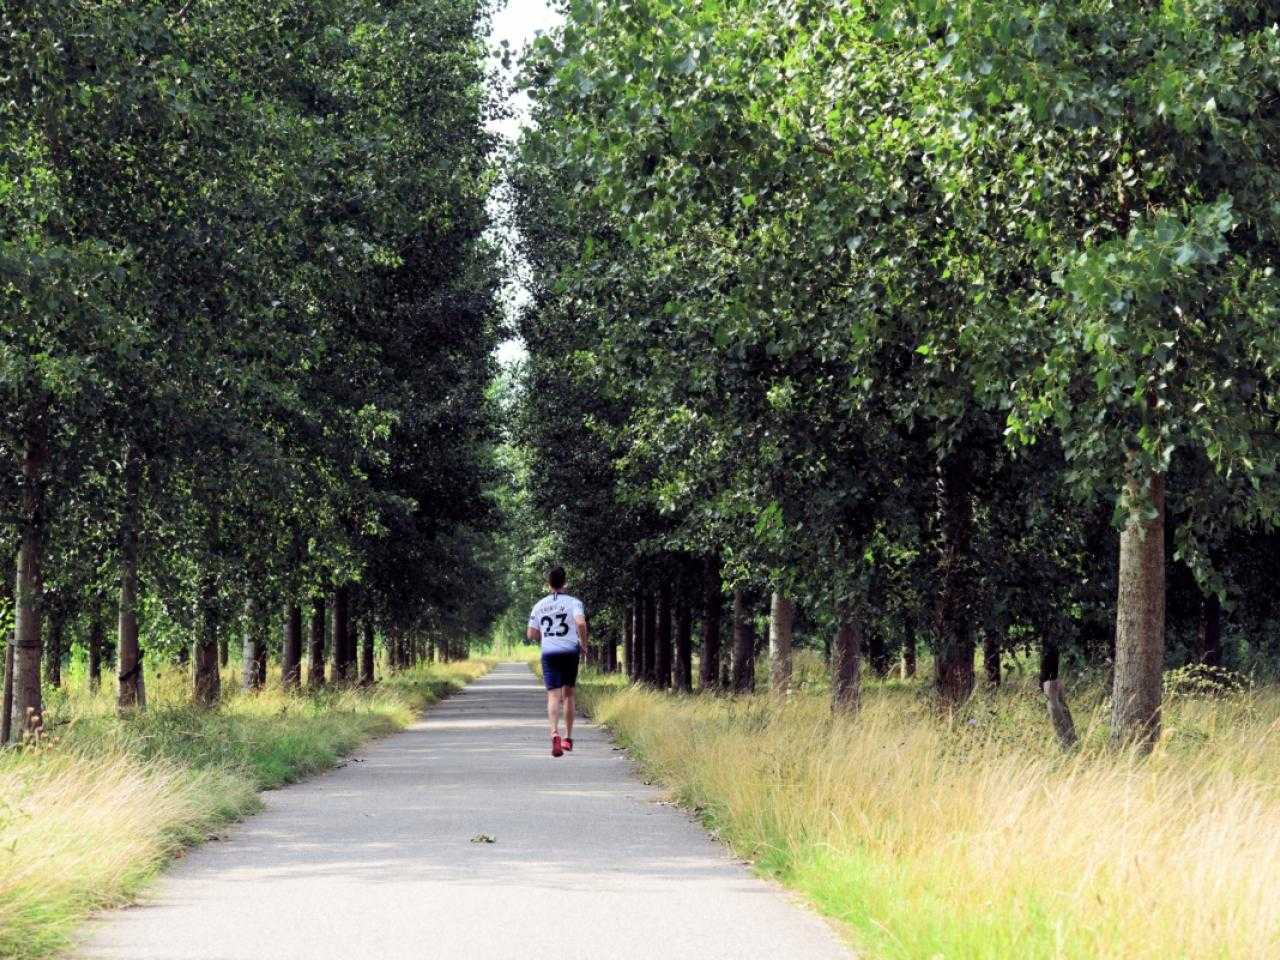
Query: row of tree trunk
[[1, 561, 459, 742], [622, 559, 869, 714]]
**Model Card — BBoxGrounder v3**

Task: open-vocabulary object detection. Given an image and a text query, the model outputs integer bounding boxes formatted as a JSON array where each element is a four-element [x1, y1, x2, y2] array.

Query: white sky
[[487, 0, 563, 368]]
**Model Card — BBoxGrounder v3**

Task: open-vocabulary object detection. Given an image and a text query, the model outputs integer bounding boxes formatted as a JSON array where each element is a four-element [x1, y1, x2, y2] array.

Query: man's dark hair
[[548, 566, 567, 590]]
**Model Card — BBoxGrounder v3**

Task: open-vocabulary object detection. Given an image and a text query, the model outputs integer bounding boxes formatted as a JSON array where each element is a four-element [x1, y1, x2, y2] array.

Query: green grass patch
[[577, 669, 1280, 960]]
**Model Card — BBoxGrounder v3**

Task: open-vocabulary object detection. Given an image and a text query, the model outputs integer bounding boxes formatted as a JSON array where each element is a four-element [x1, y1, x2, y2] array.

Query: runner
[[527, 566, 588, 757]]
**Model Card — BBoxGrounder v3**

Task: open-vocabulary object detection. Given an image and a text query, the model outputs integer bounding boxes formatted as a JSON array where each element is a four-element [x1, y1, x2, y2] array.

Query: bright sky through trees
[[488, 0, 561, 368]]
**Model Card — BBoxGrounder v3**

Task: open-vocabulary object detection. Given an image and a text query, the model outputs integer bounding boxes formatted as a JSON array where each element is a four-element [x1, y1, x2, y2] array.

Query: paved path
[[79, 662, 851, 960]]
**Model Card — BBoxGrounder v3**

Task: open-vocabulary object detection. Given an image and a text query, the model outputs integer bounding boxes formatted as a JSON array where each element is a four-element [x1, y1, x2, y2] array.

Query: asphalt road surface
[[79, 661, 851, 960]]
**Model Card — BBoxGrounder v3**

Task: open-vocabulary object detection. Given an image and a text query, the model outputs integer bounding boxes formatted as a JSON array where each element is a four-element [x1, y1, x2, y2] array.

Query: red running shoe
[[551, 734, 563, 758], [562, 738, 573, 752]]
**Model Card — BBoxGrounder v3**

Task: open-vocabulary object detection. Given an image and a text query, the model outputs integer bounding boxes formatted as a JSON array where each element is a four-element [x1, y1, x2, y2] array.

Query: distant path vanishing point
[[79, 661, 851, 960]]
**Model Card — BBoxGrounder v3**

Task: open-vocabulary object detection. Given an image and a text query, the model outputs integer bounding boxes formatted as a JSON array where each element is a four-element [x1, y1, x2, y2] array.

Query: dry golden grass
[[0, 657, 491, 960], [580, 663, 1280, 960]]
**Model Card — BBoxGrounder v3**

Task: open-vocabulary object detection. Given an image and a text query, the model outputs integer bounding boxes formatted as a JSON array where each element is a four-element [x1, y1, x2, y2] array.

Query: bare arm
[[527, 626, 540, 643], [576, 615, 589, 656]]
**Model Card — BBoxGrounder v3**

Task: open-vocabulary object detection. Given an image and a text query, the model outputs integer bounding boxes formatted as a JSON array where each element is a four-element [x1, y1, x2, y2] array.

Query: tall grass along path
[[77, 663, 850, 960]]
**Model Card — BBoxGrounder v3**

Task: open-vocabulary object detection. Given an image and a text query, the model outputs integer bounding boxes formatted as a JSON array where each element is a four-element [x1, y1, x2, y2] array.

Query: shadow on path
[[78, 663, 851, 960]]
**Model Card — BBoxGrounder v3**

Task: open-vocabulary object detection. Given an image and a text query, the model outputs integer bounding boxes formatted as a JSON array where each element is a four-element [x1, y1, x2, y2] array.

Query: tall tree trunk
[[934, 450, 975, 703], [983, 620, 1002, 687], [627, 598, 639, 680], [622, 605, 634, 678], [768, 592, 794, 694], [1039, 639, 1060, 685], [656, 577, 673, 688], [117, 444, 145, 711], [641, 590, 657, 684], [1, 638, 11, 746], [283, 603, 303, 689], [1, 566, 13, 744], [242, 603, 264, 691], [13, 405, 49, 738], [346, 588, 359, 675], [901, 613, 917, 679], [332, 586, 351, 683], [731, 590, 755, 693], [387, 623, 400, 671], [700, 554, 723, 691], [88, 606, 104, 693], [675, 592, 693, 692], [256, 636, 268, 687], [360, 619, 375, 685], [1196, 592, 1222, 668], [832, 617, 862, 715], [308, 597, 326, 688], [1111, 466, 1166, 750], [45, 607, 65, 688], [193, 567, 222, 706], [867, 629, 888, 679]]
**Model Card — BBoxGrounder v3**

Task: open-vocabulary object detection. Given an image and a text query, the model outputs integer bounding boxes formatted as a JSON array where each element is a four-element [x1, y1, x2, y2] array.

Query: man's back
[[528, 592, 585, 655]]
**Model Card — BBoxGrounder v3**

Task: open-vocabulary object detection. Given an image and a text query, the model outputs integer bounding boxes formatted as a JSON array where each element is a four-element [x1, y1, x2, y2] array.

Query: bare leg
[[547, 688, 563, 736], [564, 688, 576, 739]]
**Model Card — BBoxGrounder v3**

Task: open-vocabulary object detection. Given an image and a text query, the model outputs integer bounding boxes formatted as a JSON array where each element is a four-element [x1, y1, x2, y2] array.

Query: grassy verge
[[0, 658, 491, 960], [578, 663, 1280, 960]]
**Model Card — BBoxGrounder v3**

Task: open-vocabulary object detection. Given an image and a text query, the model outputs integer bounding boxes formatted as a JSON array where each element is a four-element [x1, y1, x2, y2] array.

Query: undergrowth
[[579, 661, 1280, 960]]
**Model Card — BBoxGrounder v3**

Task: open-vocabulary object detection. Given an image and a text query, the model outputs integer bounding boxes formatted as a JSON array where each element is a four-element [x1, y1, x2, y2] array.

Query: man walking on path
[[527, 566, 588, 757]]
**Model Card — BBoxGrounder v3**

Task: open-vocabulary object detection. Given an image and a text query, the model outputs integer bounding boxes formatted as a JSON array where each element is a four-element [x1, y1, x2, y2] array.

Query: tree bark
[[641, 590, 657, 684], [1110, 465, 1166, 750], [242, 603, 264, 691], [933, 450, 975, 703], [622, 604, 634, 679], [1, 565, 13, 745], [283, 603, 303, 689], [308, 597, 326, 688], [768, 592, 794, 694], [731, 590, 755, 693], [256, 634, 268, 687], [13, 405, 49, 738], [832, 617, 862, 715], [117, 443, 145, 711], [1196, 592, 1222, 668], [88, 607, 104, 693], [867, 629, 888, 679], [1, 636, 11, 746], [1039, 639, 1060, 685], [700, 554, 723, 691], [656, 578, 673, 688], [901, 613, 917, 679], [193, 567, 222, 707], [983, 622, 1002, 687], [675, 592, 693, 692], [360, 619, 375, 685], [45, 606, 65, 688], [332, 586, 351, 683], [1044, 679, 1078, 750]]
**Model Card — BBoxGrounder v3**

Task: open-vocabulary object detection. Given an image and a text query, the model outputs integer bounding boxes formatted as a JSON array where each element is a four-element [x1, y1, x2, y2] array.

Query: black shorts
[[541, 651, 580, 690]]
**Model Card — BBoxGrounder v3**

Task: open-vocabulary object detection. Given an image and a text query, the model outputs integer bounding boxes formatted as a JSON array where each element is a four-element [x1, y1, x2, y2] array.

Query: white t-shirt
[[528, 592, 586, 655]]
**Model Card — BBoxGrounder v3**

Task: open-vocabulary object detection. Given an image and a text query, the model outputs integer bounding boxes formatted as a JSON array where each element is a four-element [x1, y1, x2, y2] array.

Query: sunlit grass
[[579, 661, 1280, 960], [480, 640, 542, 664], [0, 656, 491, 960]]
